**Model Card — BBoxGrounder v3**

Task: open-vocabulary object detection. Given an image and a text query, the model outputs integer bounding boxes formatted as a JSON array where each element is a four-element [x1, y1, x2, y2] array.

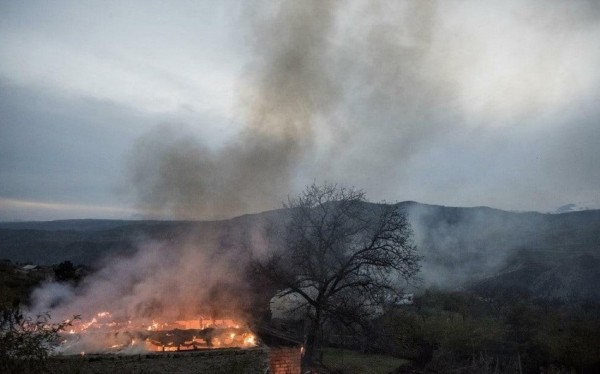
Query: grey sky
[[1, 0, 599, 221]]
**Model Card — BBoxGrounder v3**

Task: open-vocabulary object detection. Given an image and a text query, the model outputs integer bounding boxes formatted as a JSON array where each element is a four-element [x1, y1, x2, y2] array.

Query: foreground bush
[[0, 303, 75, 373]]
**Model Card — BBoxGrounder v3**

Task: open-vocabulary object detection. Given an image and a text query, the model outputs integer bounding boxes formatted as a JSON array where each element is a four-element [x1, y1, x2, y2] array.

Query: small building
[[259, 326, 303, 374], [396, 293, 414, 305], [19, 264, 39, 273]]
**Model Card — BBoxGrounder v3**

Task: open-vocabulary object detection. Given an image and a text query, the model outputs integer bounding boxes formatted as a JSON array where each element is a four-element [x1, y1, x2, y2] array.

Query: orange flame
[[58, 313, 258, 354]]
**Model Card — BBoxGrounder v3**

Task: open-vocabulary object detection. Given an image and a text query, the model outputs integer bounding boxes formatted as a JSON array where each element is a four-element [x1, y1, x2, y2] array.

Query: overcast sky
[[1, 0, 599, 221]]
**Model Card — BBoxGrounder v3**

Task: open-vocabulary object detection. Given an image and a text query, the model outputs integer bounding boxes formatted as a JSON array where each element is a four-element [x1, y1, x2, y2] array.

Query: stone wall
[[269, 347, 302, 374], [47, 347, 269, 374]]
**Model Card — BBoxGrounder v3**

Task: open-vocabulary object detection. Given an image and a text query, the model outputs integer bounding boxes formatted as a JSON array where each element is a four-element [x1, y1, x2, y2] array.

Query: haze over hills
[[1, 202, 599, 302], [552, 201, 600, 214]]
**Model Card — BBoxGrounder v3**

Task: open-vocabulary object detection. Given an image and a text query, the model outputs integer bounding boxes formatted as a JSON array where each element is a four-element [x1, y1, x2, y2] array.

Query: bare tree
[[258, 183, 421, 367]]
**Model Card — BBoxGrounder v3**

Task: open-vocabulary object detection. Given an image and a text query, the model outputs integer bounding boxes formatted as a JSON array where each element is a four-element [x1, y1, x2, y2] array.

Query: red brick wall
[[269, 347, 301, 374]]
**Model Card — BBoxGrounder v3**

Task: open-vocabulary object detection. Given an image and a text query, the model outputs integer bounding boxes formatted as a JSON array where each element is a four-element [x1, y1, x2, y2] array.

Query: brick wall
[[269, 347, 302, 374]]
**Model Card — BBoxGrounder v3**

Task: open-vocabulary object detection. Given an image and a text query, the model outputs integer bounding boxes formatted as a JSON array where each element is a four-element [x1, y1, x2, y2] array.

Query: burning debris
[[58, 312, 257, 355], [24, 239, 261, 356]]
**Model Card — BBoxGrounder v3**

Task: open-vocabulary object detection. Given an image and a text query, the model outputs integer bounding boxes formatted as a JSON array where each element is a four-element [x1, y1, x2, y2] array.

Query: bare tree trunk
[[302, 311, 322, 370]]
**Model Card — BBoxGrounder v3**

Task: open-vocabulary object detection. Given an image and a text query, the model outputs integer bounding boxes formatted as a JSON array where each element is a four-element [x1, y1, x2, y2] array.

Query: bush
[[0, 303, 76, 373]]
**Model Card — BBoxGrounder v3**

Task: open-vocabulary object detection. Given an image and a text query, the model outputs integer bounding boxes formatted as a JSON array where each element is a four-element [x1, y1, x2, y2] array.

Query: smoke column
[[128, 0, 600, 218], [127, 1, 339, 219], [124, 0, 472, 218]]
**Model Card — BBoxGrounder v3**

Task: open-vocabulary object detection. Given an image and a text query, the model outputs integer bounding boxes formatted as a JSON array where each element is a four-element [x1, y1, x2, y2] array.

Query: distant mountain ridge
[[0, 219, 143, 232], [1, 202, 599, 302]]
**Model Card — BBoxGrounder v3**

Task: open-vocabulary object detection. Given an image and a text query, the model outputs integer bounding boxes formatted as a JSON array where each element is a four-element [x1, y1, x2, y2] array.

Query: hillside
[[1, 203, 599, 301]]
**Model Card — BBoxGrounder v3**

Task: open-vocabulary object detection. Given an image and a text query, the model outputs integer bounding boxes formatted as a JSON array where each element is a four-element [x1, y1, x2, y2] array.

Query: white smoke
[[28, 235, 255, 346]]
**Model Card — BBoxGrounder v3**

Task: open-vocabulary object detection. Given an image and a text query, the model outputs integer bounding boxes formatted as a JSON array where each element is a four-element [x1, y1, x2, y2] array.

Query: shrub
[[0, 303, 76, 373]]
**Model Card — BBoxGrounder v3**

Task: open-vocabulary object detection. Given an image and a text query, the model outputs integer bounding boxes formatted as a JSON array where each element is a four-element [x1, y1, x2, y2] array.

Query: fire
[[244, 334, 256, 346], [57, 313, 258, 355]]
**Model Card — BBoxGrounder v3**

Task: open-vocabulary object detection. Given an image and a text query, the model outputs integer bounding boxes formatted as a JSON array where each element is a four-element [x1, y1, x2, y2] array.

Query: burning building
[[48, 312, 302, 374], [31, 238, 302, 373], [57, 312, 257, 354]]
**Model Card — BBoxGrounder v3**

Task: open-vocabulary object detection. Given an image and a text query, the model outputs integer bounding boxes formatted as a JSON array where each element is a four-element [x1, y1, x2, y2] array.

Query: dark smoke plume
[[127, 0, 600, 218], [127, 1, 453, 219], [128, 1, 339, 219]]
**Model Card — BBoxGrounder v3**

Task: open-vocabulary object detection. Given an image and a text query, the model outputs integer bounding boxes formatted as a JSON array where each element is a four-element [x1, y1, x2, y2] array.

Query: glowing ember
[[244, 334, 256, 346], [57, 313, 258, 355]]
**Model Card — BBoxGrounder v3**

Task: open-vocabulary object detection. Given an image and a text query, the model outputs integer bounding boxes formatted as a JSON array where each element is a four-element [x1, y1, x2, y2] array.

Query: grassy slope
[[320, 348, 408, 374]]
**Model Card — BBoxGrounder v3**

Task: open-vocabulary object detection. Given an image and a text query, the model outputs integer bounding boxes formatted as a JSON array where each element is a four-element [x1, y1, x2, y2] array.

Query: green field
[[320, 348, 408, 374]]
